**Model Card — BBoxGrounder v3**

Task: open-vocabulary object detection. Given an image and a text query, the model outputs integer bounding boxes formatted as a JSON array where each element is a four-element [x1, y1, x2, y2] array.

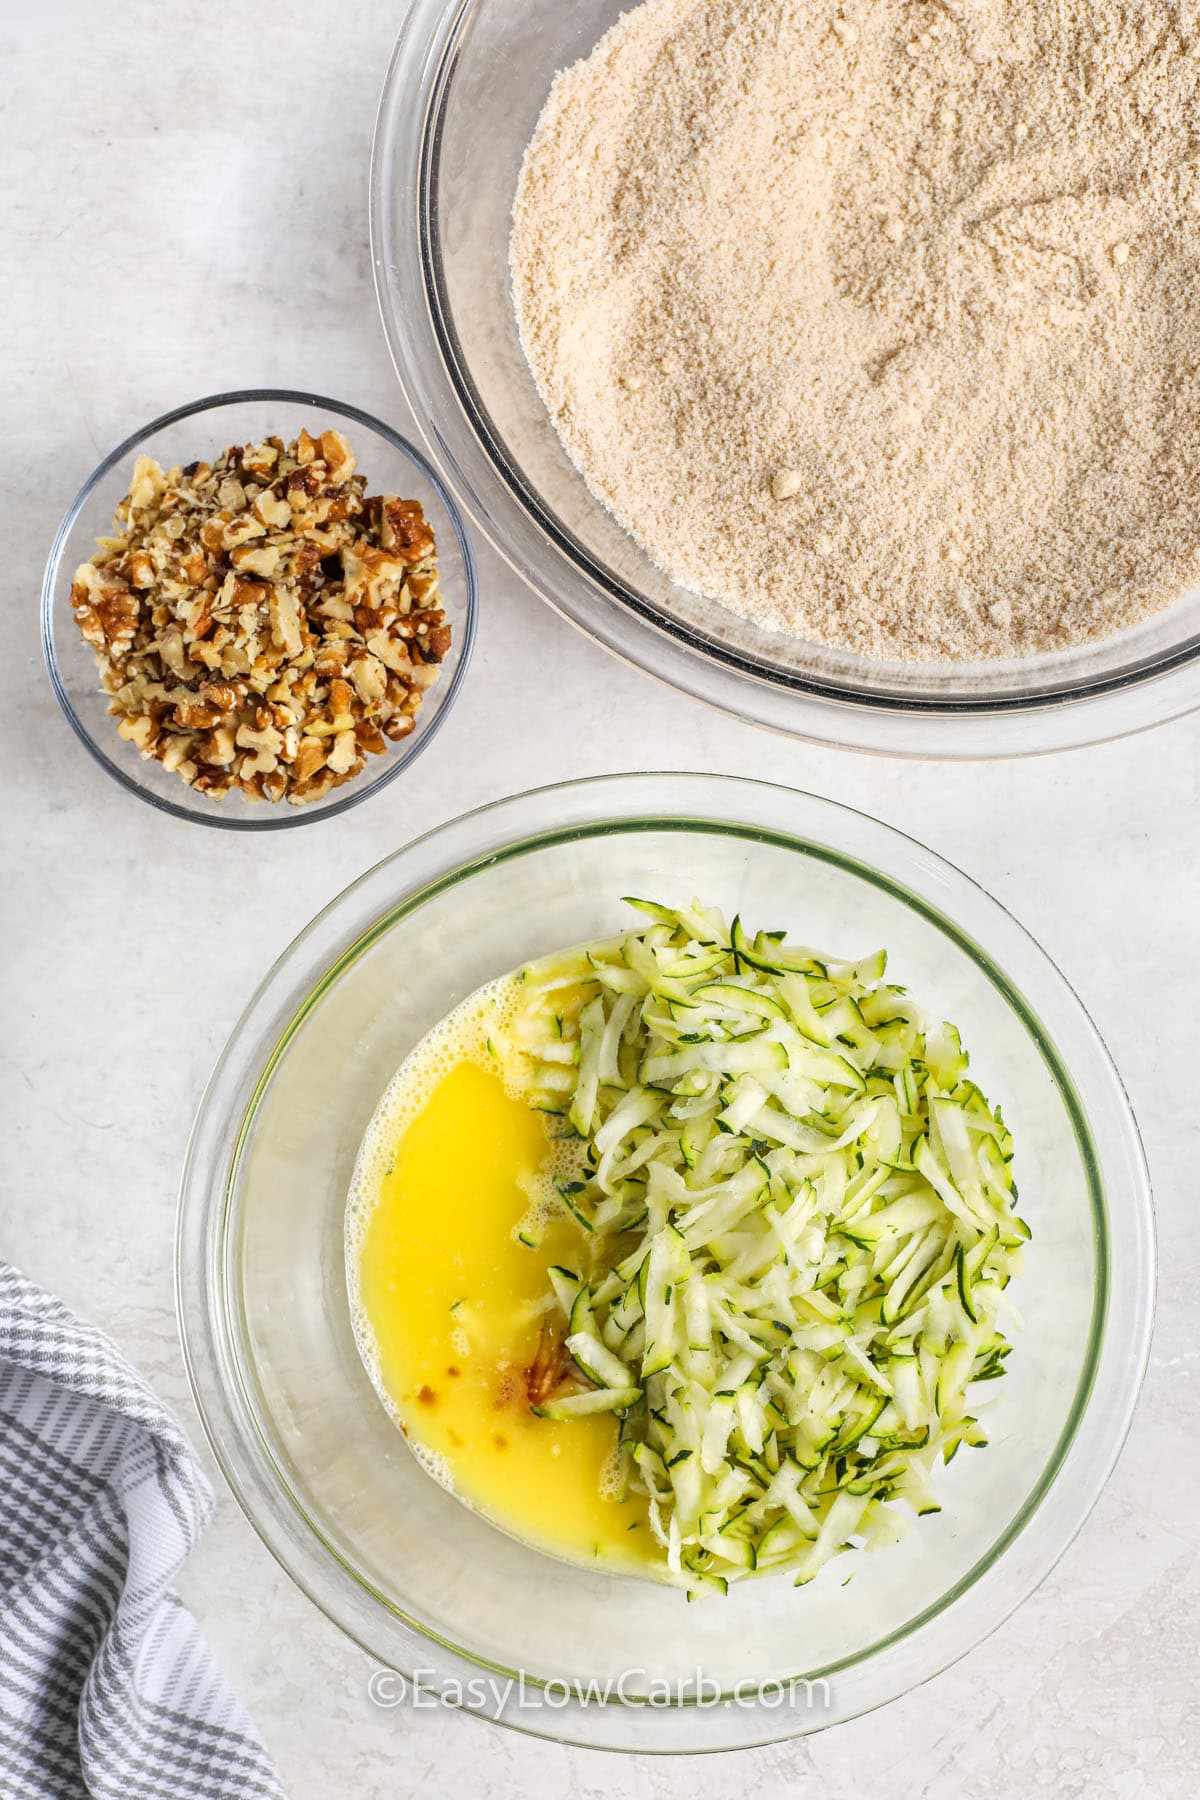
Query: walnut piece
[[70, 430, 450, 805]]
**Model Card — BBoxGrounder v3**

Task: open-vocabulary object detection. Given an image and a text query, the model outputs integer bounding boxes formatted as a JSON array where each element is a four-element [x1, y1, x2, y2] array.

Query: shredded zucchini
[[499, 898, 1027, 1594]]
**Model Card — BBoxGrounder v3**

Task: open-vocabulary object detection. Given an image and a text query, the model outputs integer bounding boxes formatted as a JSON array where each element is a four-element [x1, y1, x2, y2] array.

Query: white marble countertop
[[3, 3, 1197, 1794]]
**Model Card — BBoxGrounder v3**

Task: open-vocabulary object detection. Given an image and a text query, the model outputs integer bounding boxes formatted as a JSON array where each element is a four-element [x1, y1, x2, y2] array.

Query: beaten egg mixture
[[346, 979, 653, 1573]]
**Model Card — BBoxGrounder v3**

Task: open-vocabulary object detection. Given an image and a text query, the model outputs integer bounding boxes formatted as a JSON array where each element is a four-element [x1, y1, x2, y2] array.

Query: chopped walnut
[[522, 1324, 585, 1408], [70, 431, 450, 805]]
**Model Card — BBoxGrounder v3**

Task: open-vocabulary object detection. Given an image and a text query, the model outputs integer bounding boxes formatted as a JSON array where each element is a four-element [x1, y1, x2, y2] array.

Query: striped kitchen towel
[[0, 1261, 285, 1799]]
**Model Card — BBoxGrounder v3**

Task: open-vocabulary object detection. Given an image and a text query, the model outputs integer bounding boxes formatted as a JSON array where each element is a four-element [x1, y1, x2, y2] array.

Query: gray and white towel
[[0, 1261, 285, 1799]]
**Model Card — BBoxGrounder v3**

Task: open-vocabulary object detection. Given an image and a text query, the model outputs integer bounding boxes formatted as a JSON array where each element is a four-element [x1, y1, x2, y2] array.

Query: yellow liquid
[[348, 992, 653, 1575]]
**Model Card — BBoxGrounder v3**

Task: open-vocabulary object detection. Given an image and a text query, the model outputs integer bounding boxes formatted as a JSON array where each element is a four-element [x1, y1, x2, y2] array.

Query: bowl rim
[[369, 0, 1200, 757], [40, 386, 478, 832], [176, 772, 1157, 1751]]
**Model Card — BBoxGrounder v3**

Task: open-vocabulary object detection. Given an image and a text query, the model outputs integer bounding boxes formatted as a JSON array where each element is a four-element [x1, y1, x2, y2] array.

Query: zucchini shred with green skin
[[495, 898, 1028, 1596]]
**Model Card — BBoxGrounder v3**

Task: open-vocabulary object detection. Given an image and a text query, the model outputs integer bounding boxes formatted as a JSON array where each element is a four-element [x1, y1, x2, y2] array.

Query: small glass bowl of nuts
[[41, 390, 477, 828]]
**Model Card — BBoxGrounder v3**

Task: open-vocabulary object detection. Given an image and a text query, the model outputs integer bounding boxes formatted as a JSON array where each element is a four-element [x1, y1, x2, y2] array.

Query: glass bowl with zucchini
[[178, 774, 1154, 1750]]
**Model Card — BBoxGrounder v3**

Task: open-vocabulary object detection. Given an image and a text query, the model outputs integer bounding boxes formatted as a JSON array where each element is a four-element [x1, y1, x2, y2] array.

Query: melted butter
[[347, 980, 653, 1575]]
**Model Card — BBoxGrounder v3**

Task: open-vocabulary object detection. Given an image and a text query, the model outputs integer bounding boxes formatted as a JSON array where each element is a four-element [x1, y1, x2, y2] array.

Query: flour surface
[[511, 0, 1200, 660]]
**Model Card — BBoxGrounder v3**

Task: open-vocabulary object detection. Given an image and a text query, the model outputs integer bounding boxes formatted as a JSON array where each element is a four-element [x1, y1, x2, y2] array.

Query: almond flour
[[511, 0, 1200, 661]]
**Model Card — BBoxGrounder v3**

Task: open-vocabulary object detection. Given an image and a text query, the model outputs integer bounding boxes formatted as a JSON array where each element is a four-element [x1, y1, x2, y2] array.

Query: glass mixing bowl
[[371, 0, 1200, 757], [177, 774, 1153, 1751], [42, 390, 477, 830]]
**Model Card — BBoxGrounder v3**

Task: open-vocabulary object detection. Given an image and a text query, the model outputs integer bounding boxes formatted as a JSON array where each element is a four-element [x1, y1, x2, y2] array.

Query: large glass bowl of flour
[[371, 0, 1200, 755]]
